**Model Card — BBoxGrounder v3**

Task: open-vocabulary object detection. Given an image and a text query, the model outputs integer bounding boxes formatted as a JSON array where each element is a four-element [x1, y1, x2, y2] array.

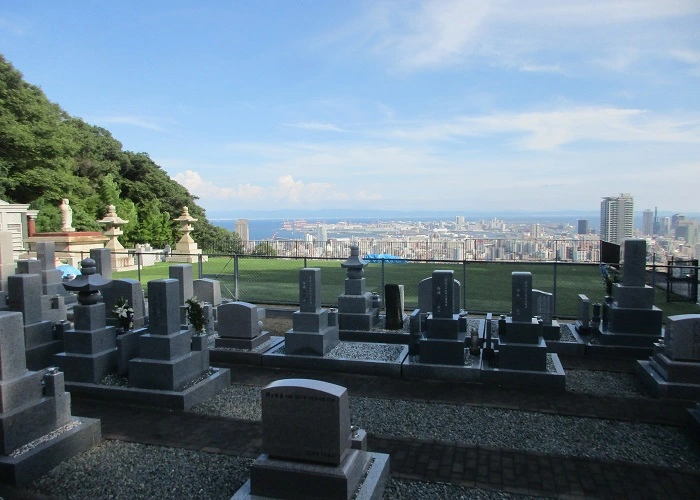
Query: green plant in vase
[[186, 296, 208, 335], [113, 297, 134, 332]]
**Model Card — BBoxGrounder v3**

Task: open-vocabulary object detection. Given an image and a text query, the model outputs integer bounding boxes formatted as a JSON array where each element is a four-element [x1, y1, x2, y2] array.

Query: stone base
[[337, 310, 379, 332], [402, 354, 481, 383], [25, 339, 64, 371], [542, 321, 560, 341], [419, 335, 466, 365], [232, 450, 389, 500], [55, 348, 118, 385], [597, 327, 663, 348], [544, 324, 586, 356], [64, 367, 230, 410], [262, 343, 406, 378], [0, 417, 101, 486], [284, 326, 339, 356], [129, 350, 209, 391], [603, 303, 663, 336], [481, 354, 566, 392], [636, 359, 700, 400], [498, 338, 548, 372], [215, 331, 271, 350], [339, 329, 409, 345], [210, 336, 284, 366], [687, 405, 700, 444]]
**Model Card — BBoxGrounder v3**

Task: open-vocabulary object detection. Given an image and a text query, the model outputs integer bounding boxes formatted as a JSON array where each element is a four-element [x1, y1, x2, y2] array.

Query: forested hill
[[0, 54, 239, 251]]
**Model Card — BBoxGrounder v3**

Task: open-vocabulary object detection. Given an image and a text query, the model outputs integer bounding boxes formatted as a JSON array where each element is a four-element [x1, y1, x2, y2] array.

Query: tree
[[251, 242, 277, 256]]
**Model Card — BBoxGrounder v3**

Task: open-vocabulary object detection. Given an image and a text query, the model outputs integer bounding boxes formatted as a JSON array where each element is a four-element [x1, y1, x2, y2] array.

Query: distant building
[[600, 193, 634, 244], [676, 220, 699, 257], [642, 209, 654, 236], [530, 224, 541, 239], [577, 219, 589, 235], [235, 219, 250, 242], [455, 216, 465, 228], [315, 224, 327, 244], [671, 213, 685, 230]]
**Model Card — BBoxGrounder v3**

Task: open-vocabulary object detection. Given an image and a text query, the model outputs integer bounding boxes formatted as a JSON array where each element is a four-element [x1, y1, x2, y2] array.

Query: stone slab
[[215, 331, 271, 350], [419, 337, 466, 365], [480, 354, 566, 392], [636, 360, 700, 400], [602, 303, 663, 336], [401, 355, 481, 383], [63, 367, 230, 410], [498, 338, 548, 371], [343, 278, 366, 296], [664, 314, 700, 361], [284, 326, 340, 356], [261, 343, 406, 378], [612, 284, 655, 309], [0, 417, 101, 486], [209, 336, 284, 366], [337, 311, 378, 332], [128, 350, 207, 391], [337, 294, 372, 314], [292, 310, 328, 333]]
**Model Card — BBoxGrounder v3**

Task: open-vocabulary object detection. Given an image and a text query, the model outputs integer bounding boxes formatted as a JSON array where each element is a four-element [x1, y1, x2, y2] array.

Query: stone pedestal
[[0, 311, 101, 486], [337, 246, 379, 331], [598, 239, 663, 347]]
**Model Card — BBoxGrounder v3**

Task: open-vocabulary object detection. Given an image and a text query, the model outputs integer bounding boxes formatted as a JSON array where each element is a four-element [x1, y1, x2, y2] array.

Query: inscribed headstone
[[511, 272, 532, 322], [299, 268, 321, 313], [621, 239, 646, 287], [432, 270, 454, 318], [665, 314, 700, 361]]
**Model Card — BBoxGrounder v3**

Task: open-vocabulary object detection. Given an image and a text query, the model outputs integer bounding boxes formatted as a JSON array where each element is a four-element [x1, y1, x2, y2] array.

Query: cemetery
[[0, 219, 698, 498]]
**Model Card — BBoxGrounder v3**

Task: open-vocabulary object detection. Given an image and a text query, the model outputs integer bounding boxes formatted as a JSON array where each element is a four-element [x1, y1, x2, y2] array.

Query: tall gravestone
[[193, 278, 222, 306], [232, 379, 389, 499], [637, 314, 700, 399], [336, 246, 379, 331], [0, 311, 101, 485], [498, 272, 548, 371], [418, 276, 461, 315], [169, 264, 194, 326], [532, 289, 559, 341], [54, 259, 118, 384], [129, 279, 210, 390], [285, 268, 339, 356], [418, 270, 468, 365], [0, 231, 14, 295], [384, 284, 405, 330], [575, 294, 590, 334], [7, 273, 61, 370], [599, 239, 663, 347], [215, 301, 269, 349]]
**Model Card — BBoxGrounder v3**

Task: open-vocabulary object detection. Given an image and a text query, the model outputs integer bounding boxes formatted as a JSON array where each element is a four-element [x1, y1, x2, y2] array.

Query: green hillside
[[0, 54, 240, 251]]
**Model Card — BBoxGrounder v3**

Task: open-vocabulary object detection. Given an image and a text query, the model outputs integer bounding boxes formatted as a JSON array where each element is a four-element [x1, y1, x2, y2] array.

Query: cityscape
[[225, 194, 698, 264]]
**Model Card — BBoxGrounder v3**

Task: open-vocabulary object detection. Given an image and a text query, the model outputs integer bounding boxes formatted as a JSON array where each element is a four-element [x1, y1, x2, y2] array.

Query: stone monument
[[166, 206, 207, 263], [232, 379, 389, 499], [637, 314, 700, 399], [599, 239, 663, 347], [532, 289, 559, 340], [97, 205, 133, 269], [336, 246, 379, 331], [0, 311, 101, 485], [418, 270, 468, 365], [384, 283, 405, 330], [215, 301, 269, 349], [285, 268, 339, 356]]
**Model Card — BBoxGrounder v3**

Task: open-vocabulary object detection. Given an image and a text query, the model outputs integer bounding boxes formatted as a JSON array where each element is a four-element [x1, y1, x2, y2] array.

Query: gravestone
[[336, 246, 379, 331], [193, 278, 221, 306], [637, 314, 700, 399], [129, 279, 210, 390], [35, 242, 65, 297], [384, 284, 404, 330], [532, 289, 559, 341], [575, 294, 590, 334], [285, 268, 339, 356], [169, 264, 194, 325], [233, 378, 389, 499], [0, 311, 101, 485], [7, 273, 61, 370], [54, 259, 118, 384], [90, 248, 112, 280], [499, 272, 548, 371], [215, 301, 270, 350], [419, 270, 467, 365], [418, 276, 461, 315], [0, 231, 14, 294], [600, 239, 663, 347], [102, 278, 148, 375]]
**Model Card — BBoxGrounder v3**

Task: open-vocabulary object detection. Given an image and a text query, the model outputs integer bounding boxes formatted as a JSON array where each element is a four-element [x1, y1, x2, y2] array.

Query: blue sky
[[1, 1, 699, 215]]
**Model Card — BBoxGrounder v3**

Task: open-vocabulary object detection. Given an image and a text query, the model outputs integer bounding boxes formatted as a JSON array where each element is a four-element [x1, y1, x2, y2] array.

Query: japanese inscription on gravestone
[[261, 378, 350, 466], [432, 270, 453, 319], [299, 268, 321, 313], [512, 272, 533, 322]]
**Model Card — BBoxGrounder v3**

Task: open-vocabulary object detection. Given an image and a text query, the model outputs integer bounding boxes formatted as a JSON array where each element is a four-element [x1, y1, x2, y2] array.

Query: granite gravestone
[[418, 276, 461, 315], [234, 378, 389, 500], [0, 311, 101, 485], [665, 314, 700, 361], [215, 301, 270, 350], [193, 278, 221, 306], [336, 246, 379, 331], [286, 268, 339, 356], [384, 284, 404, 330]]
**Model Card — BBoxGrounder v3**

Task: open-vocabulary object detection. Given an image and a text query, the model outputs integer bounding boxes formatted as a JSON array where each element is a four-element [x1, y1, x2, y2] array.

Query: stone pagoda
[[337, 245, 379, 331], [167, 206, 207, 263], [97, 204, 133, 269]]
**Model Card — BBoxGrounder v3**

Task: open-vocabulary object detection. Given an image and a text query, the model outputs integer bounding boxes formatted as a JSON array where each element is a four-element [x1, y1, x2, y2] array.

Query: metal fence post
[[234, 254, 240, 301], [381, 259, 386, 306], [136, 251, 142, 284], [462, 260, 467, 311], [651, 252, 656, 290], [198, 253, 203, 279], [304, 257, 307, 268], [553, 241, 558, 316]]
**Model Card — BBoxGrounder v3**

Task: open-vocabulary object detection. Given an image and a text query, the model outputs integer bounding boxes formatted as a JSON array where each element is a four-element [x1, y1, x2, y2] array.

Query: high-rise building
[[577, 219, 589, 235], [642, 209, 654, 236], [315, 224, 327, 244], [600, 193, 634, 244], [235, 219, 250, 242], [530, 224, 541, 239], [676, 220, 699, 250]]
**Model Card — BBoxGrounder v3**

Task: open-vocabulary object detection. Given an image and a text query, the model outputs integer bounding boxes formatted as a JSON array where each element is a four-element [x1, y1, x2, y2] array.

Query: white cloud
[[172, 170, 263, 200], [284, 122, 346, 132], [93, 115, 165, 131]]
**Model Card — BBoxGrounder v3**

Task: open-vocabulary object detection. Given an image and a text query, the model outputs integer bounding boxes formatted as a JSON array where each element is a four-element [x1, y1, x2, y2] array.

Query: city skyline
[[1, 1, 699, 213]]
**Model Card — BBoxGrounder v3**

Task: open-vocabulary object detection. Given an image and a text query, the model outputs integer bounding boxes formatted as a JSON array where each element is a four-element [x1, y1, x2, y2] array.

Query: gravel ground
[[192, 384, 700, 472], [565, 369, 649, 398], [29, 440, 252, 500], [383, 479, 547, 499]]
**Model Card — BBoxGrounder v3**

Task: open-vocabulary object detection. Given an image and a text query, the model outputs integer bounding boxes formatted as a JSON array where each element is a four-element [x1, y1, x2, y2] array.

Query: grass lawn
[[113, 257, 700, 321]]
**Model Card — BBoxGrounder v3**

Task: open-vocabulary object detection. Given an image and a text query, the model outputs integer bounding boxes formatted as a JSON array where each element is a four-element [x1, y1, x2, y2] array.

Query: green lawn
[[112, 257, 700, 321]]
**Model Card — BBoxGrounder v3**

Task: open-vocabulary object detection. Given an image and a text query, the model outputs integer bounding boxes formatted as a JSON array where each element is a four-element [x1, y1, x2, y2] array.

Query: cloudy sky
[[1, 1, 699, 215]]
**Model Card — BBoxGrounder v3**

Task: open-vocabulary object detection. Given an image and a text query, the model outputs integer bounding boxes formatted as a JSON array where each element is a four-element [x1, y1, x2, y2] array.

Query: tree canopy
[[0, 54, 238, 249]]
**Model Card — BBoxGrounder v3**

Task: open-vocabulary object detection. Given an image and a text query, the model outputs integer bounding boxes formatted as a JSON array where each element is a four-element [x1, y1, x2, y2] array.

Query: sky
[[1, 1, 699, 216]]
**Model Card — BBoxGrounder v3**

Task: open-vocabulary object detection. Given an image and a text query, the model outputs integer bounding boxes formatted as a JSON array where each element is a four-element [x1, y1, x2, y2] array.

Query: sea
[[210, 214, 597, 241]]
